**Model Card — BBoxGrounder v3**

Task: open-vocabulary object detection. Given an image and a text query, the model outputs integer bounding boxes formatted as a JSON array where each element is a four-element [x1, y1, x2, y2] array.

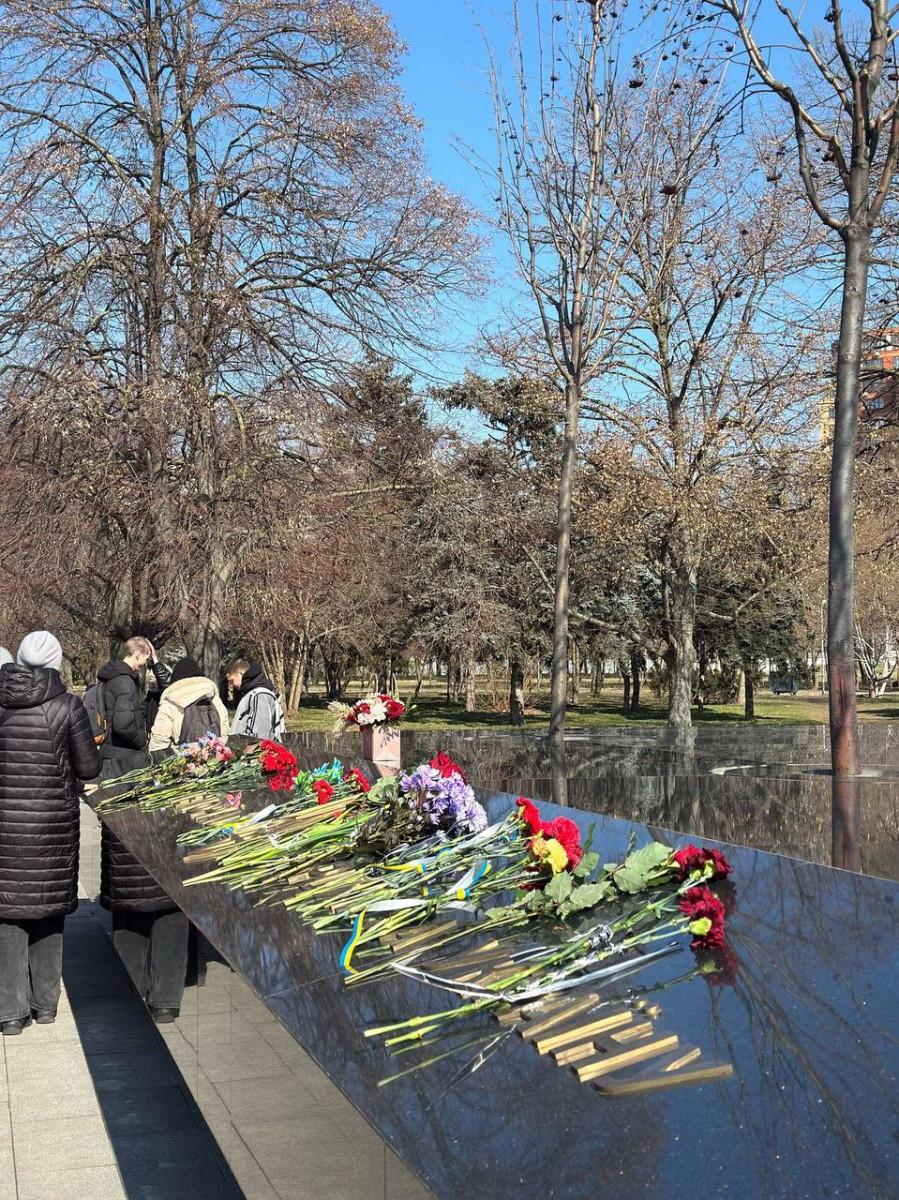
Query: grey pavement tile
[[218, 1138, 280, 1200], [196, 1031, 291, 1084], [257, 1021, 318, 1069], [176, 1010, 258, 1050], [212, 1073, 322, 1123], [3, 1040, 93, 1084], [179, 986, 234, 1017], [8, 1071, 103, 1121], [16, 1164, 126, 1200], [268, 1160, 386, 1200], [0, 1164, 15, 1200], [237, 1113, 353, 1177], [386, 1150, 436, 1200], [12, 1113, 116, 1172], [0, 1104, 13, 1173]]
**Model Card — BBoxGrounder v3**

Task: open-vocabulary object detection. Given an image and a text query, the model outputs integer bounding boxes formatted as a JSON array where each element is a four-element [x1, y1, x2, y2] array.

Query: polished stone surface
[[89, 745, 899, 1200], [286, 726, 899, 880]]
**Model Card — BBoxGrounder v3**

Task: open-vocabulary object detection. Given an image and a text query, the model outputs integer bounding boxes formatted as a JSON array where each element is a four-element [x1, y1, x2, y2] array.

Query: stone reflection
[[378, 728, 899, 880], [831, 773, 860, 872]]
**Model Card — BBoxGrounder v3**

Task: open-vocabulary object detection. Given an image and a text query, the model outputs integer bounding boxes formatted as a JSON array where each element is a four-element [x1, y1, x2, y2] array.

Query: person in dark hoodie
[[0, 631, 100, 1035], [224, 659, 286, 741], [96, 636, 156, 776]]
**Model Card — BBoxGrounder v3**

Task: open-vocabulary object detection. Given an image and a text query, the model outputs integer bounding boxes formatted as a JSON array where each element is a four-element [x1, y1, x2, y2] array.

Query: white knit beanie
[[0, 647, 12, 667], [17, 630, 63, 672]]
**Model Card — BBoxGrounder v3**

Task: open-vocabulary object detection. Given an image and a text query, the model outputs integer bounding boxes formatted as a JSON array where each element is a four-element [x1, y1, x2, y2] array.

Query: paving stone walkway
[[0, 808, 430, 1200]]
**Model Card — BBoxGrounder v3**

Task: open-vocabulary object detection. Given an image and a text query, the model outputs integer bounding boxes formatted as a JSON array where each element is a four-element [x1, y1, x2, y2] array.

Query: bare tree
[[482, 0, 659, 742], [590, 83, 822, 729], [705, 0, 899, 776], [0, 0, 474, 671]]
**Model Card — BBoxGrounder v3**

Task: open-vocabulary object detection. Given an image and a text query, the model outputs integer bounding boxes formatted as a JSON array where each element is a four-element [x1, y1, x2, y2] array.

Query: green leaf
[[567, 881, 615, 911], [573, 850, 600, 879], [544, 873, 573, 903], [612, 842, 673, 894]]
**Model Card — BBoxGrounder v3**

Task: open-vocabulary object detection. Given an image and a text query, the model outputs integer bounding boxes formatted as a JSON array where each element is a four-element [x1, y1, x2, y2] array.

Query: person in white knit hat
[[16, 630, 63, 672], [0, 648, 13, 667], [0, 630, 100, 1034]]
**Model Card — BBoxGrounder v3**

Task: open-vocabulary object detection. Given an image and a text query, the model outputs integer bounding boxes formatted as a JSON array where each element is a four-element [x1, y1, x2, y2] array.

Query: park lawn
[[286, 682, 899, 733]]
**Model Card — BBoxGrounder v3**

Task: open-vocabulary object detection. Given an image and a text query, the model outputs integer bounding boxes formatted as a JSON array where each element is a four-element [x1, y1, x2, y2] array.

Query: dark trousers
[[0, 915, 65, 1022], [112, 908, 189, 1011]]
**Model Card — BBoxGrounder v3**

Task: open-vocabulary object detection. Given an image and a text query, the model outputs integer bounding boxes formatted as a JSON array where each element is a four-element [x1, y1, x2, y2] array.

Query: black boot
[[1, 1016, 32, 1036], [32, 1009, 57, 1025], [148, 1005, 179, 1024]]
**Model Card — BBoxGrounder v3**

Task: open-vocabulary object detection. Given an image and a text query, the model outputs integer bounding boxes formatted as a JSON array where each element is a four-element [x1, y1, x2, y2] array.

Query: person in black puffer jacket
[[0, 631, 101, 1035], [98, 641, 190, 1023]]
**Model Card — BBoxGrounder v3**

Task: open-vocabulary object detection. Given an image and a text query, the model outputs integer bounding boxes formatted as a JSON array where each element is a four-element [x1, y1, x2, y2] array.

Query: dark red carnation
[[343, 767, 371, 794], [673, 844, 732, 882], [384, 698, 405, 720], [679, 886, 727, 949], [516, 796, 543, 836], [313, 779, 335, 805], [706, 848, 732, 880]]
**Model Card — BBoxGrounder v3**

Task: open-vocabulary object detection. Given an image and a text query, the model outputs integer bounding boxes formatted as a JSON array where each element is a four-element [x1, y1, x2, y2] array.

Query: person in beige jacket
[[148, 656, 230, 753]]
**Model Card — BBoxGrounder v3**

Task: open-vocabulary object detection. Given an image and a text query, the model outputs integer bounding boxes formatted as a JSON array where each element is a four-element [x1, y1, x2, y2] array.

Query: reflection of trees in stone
[[702, 854, 897, 1199], [385, 731, 899, 881]]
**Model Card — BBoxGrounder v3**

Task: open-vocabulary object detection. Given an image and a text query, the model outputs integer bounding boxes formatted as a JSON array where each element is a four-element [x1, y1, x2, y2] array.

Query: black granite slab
[[87, 741, 899, 1200], [283, 728, 899, 880]]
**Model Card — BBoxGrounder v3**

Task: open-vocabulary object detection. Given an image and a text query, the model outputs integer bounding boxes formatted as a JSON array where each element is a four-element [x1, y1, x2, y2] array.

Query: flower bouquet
[[328, 692, 405, 766], [366, 811, 735, 1049], [94, 735, 260, 813]]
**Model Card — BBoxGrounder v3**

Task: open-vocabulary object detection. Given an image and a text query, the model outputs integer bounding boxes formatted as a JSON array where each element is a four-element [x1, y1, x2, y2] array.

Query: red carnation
[[679, 886, 727, 949], [673, 844, 732, 882], [706, 849, 732, 880], [543, 816, 584, 868], [429, 751, 465, 781], [343, 767, 371, 794], [516, 796, 543, 836], [313, 779, 335, 805], [356, 702, 370, 714], [385, 698, 405, 720], [260, 740, 299, 792]]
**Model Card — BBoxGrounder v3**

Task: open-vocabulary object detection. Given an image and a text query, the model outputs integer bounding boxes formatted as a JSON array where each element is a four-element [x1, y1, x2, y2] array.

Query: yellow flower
[[531, 834, 569, 875]]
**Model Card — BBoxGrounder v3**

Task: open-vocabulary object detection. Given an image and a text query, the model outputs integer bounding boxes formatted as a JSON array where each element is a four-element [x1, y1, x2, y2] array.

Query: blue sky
[[384, 1, 515, 385]]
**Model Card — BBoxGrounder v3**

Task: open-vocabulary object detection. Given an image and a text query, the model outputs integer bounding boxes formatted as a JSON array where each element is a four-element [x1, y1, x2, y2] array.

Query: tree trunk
[[664, 562, 696, 733], [619, 658, 631, 713], [509, 659, 525, 726], [549, 379, 581, 739], [743, 663, 755, 720], [629, 647, 641, 713], [828, 228, 867, 779], [465, 658, 477, 713], [569, 641, 580, 706]]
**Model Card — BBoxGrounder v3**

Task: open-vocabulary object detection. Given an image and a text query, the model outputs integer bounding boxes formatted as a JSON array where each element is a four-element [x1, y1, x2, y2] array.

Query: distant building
[[820, 326, 899, 453]]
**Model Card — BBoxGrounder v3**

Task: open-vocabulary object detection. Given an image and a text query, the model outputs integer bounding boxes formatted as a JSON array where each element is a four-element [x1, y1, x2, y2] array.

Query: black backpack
[[179, 697, 221, 744], [82, 682, 108, 746]]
